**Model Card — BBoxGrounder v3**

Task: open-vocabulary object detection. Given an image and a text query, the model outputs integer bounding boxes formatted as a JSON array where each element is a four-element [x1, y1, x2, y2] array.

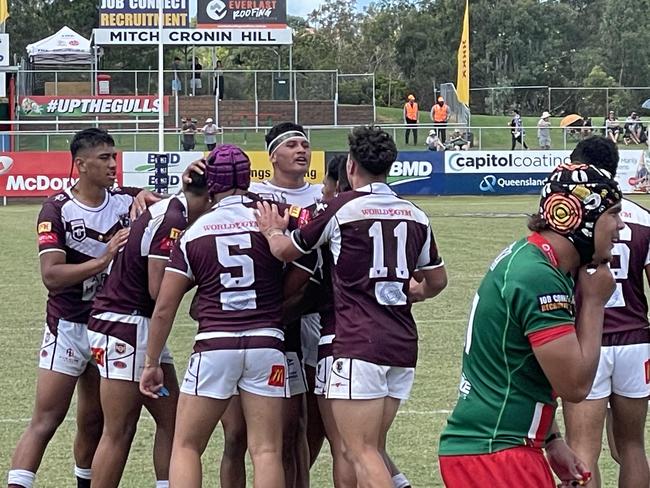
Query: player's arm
[[409, 226, 448, 302], [255, 201, 304, 262], [532, 264, 614, 402], [148, 259, 167, 300], [140, 269, 191, 399], [545, 419, 591, 485], [40, 228, 129, 291]]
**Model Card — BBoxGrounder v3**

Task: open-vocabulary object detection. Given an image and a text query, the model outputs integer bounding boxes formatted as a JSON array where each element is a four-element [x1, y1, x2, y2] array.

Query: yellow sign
[[202, 150, 325, 185], [456, 0, 470, 106]]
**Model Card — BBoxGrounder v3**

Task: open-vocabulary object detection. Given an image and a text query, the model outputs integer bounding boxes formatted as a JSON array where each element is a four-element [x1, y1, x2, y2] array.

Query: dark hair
[[185, 169, 208, 196], [527, 213, 550, 232], [326, 155, 345, 181], [70, 128, 115, 159], [348, 126, 397, 176], [513, 109, 520, 115], [337, 156, 351, 192], [174, 56, 181, 61], [570, 136, 619, 176], [265, 122, 306, 147]]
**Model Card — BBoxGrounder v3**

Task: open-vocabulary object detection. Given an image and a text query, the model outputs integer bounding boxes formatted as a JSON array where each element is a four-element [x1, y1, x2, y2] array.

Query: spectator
[[403, 94, 419, 145], [214, 60, 225, 100], [181, 116, 196, 151], [509, 109, 528, 150], [201, 117, 219, 151], [191, 57, 202, 95], [446, 129, 469, 150], [606, 111, 621, 143], [425, 129, 445, 151], [581, 116, 594, 139], [624, 111, 643, 145], [171, 56, 182, 94], [537, 111, 552, 149], [431, 96, 450, 142]]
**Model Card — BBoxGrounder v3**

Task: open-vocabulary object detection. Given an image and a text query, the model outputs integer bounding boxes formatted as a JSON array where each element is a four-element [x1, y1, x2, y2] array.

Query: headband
[[267, 130, 309, 156]]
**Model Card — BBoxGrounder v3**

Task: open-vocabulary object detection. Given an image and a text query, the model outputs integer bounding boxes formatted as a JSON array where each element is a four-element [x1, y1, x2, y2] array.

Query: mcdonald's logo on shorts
[[268, 364, 286, 387]]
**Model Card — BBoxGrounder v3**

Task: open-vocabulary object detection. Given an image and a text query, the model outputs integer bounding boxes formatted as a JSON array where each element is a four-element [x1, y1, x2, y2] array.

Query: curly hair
[[569, 136, 619, 176], [348, 126, 397, 176]]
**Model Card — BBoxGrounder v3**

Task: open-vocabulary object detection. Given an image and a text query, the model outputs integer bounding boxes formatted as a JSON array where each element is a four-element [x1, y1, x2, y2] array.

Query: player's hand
[[105, 228, 130, 259], [255, 201, 290, 235], [577, 263, 615, 307], [408, 278, 425, 303], [140, 365, 165, 399], [131, 190, 161, 221], [183, 159, 206, 185], [546, 438, 591, 485]]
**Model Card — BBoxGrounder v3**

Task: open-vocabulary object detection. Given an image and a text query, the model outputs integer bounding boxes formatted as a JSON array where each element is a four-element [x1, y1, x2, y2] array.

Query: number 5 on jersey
[[215, 234, 257, 311]]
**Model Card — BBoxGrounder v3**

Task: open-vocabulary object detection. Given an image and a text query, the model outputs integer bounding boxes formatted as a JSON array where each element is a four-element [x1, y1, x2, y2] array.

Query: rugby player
[[220, 122, 323, 488], [7, 128, 157, 488], [256, 126, 448, 488], [563, 137, 650, 488], [438, 163, 624, 487], [86, 159, 213, 488], [140, 144, 306, 488]]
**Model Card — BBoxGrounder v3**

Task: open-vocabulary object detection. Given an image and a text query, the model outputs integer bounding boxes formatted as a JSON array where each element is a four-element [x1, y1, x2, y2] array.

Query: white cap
[[541, 111, 551, 119], [206, 117, 213, 123]]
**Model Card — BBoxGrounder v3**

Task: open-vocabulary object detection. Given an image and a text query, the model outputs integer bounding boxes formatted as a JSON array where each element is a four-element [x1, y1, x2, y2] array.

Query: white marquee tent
[[26, 26, 97, 65]]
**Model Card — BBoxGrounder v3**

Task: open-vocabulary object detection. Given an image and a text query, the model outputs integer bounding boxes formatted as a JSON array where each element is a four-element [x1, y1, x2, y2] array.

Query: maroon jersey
[[167, 195, 288, 333], [37, 187, 140, 324], [92, 194, 188, 318], [291, 182, 442, 367], [603, 198, 650, 345]]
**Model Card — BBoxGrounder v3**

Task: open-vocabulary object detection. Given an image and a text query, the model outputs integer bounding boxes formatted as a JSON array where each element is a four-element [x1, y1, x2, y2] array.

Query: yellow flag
[[456, 0, 470, 106], [0, 0, 9, 24]]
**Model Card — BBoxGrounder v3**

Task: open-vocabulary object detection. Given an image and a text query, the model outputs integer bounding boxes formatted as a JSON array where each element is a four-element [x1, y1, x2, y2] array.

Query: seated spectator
[[446, 129, 469, 150], [624, 111, 644, 145], [425, 129, 445, 151], [605, 110, 621, 143], [581, 116, 593, 139]]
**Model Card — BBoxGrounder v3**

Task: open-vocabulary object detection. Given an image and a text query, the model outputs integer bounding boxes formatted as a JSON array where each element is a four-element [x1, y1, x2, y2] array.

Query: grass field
[[14, 108, 647, 153], [1, 195, 649, 487]]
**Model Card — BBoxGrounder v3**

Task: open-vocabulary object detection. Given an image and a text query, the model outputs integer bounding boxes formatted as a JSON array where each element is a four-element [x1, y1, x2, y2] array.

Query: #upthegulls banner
[[18, 96, 169, 117]]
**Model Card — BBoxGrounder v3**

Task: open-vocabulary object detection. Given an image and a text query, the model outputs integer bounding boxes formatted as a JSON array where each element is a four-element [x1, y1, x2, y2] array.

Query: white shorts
[[587, 343, 650, 399], [301, 313, 321, 369], [181, 328, 290, 399], [87, 312, 174, 382], [314, 355, 333, 396], [287, 350, 308, 397], [39, 320, 92, 376], [326, 358, 415, 400]]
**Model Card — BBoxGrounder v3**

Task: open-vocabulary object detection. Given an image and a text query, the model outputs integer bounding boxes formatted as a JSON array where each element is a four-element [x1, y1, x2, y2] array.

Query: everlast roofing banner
[[18, 96, 169, 117], [197, 0, 286, 27], [99, 0, 190, 28]]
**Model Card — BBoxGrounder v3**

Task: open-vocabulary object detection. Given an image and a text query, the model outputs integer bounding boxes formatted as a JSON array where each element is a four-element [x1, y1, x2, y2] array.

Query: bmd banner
[[122, 151, 325, 193], [324, 151, 445, 195]]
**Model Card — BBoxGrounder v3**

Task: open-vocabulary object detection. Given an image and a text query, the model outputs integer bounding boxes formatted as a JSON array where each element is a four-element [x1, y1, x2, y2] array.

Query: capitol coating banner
[[18, 96, 169, 117]]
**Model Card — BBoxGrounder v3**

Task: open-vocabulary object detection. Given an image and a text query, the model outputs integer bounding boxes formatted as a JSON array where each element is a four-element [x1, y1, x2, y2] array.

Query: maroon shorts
[[439, 446, 555, 487]]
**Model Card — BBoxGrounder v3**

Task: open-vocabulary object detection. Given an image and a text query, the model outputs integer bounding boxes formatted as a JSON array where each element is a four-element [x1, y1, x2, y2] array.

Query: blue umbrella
[[642, 99, 650, 109]]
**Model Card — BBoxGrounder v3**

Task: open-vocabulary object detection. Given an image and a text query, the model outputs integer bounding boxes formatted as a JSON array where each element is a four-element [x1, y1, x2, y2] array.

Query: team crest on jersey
[[537, 293, 574, 315], [115, 342, 126, 354], [70, 219, 86, 242]]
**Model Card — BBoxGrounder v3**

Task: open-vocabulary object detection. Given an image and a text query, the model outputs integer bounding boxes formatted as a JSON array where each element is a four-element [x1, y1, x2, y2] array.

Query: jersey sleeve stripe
[[290, 260, 316, 275], [417, 258, 445, 270], [38, 248, 66, 257], [164, 267, 193, 279], [148, 254, 170, 261], [528, 324, 575, 348], [290, 230, 311, 254]]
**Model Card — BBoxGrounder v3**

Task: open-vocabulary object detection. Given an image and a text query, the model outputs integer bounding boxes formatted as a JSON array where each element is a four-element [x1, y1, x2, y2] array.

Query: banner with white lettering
[[17, 96, 169, 117], [0, 152, 123, 197], [196, 0, 287, 27], [93, 27, 292, 44], [99, 0, 190, 28]]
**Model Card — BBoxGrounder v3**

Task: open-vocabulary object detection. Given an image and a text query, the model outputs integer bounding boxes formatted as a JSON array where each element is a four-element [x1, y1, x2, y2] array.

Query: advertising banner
[[122, 151, 325, 193], [617, 149, 649, 194], [444, 172, 548, 195], [99, 0, 190, 28], [93, 27, 292, 45], [196, 0, 287, 27], [18, 96, 169, 117], [0, 152, 123, 197], [0, 33, 9, 67], [445, 150, 571, 174]]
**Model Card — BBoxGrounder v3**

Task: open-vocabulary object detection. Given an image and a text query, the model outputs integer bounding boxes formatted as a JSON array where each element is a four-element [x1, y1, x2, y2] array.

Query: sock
[[7, 469, 36, 488], [74, 466, 91, 488], [392, 473, 411, 488], [155, 482, 169, 488]]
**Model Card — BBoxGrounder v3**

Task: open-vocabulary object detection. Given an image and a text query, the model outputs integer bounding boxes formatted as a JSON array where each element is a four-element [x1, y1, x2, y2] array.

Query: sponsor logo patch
[[38, 221, 52, 233], [115, 342, 126, 354], [91, 347, 105, 367], [268, 364, 285, 387], [537, 293, 574, 314], [38, 232, 58, 245], [169, 227, 181, 240], [289, 205, 301, 218], [113, 360, 127, 369]]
